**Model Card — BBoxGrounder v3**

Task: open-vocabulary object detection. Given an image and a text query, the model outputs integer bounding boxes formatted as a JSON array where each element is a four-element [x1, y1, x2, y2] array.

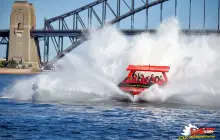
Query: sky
[[0, 0, 219, 59]]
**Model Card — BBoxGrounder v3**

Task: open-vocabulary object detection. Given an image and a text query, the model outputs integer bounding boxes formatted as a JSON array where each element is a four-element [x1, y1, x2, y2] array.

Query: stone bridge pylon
[[8, 1, 40, 69]]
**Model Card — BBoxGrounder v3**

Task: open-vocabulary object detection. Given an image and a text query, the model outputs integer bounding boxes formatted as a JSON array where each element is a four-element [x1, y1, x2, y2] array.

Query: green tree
[[1, 60, 8, 67], [7, 60, 18, 68], [28, 63, 33, 68], [0, 61, 3, 67], [21, 64, 25, 69]]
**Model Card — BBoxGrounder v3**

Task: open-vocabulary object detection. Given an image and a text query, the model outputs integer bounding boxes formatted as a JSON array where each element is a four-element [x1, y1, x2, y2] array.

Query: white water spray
[[2, 17, 220, 106]]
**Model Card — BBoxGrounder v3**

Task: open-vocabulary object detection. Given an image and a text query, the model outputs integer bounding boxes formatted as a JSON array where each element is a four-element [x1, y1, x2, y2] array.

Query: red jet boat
[[118, 65, 170, 96]]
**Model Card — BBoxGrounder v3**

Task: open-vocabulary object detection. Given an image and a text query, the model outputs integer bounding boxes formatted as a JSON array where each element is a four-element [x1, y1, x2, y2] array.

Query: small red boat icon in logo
[[190, 127, 215, 135]]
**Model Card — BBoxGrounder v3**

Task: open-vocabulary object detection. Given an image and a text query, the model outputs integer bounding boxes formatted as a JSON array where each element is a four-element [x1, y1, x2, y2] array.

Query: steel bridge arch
[[40, 0, 220, 69]]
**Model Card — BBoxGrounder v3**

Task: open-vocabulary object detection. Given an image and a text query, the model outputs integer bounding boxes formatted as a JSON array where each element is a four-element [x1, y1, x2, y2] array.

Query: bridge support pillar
[[6, 43, 9, 61], [8, 1, 40, 69]]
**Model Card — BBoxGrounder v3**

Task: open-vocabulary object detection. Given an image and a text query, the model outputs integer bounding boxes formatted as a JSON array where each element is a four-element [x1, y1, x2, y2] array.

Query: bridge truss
[[0, 30, 9, 60], [42, 0, 170, 69], [41, 0, 220, 69]]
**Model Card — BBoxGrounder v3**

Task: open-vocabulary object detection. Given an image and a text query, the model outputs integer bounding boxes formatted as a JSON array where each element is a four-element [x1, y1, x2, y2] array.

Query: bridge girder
[[0, 36, 9, 60], [31, 29, 220, 37]]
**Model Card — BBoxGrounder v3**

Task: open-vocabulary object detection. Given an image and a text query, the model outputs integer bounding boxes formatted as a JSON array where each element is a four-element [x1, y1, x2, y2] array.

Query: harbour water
[[0, 74, 219, 140]]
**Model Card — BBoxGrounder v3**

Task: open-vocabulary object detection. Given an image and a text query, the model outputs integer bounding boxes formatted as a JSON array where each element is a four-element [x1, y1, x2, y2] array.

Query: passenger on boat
[[146, 76, 150, 83], [155, 76, 164, 86], [155, 76, 159, 82], [132, 74, 138, 83], [159, 75, 164, 81], [146, 76, 150, 84], [123, 76, 133, 83], [140, 74, 147, 84], [122, 73, 139, 84], [150, 74, 155, 82]]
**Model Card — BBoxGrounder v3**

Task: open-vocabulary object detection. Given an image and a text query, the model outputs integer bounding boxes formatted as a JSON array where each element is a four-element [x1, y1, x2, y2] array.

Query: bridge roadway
[[0, 30, 9, 37], [1, 29, 220, 38]]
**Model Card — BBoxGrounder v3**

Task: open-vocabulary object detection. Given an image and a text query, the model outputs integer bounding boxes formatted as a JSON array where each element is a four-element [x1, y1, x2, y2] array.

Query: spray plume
[[2, 18, 220, 106]]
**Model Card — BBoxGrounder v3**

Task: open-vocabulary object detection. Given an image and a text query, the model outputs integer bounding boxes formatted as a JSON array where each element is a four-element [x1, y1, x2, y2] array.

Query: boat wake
[[1, 17, 220, 107]]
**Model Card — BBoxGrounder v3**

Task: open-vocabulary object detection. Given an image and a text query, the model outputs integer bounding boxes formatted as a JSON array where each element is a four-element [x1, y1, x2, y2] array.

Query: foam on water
[[2, 17, 220, 106]]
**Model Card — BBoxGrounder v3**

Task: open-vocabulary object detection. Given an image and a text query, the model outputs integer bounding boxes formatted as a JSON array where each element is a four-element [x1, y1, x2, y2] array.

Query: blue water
[[0, 74, 219, 140]]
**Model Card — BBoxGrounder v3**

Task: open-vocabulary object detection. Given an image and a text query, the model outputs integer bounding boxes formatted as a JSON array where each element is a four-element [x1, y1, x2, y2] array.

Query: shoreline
[[0, 68, 41, 75]]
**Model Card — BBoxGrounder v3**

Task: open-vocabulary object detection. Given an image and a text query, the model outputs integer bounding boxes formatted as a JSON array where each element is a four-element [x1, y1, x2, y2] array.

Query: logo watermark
[[178, 124, 215, 140]]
